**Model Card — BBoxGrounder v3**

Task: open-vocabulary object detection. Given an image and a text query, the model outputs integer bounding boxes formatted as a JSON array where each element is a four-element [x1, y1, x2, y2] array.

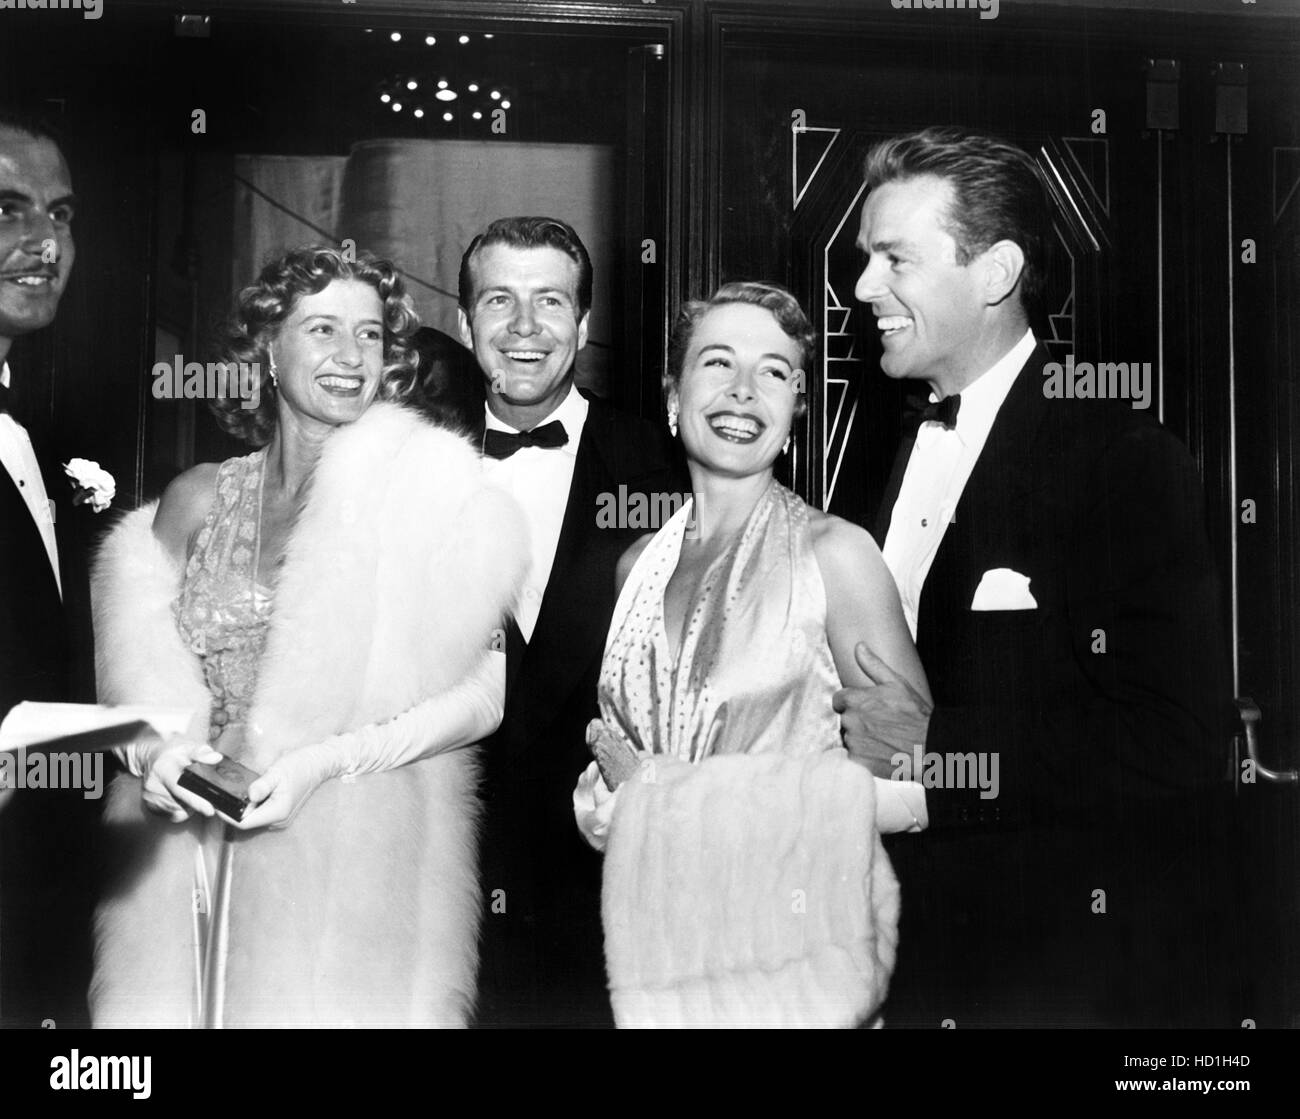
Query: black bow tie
[[917, 394, 961, 429], [483, 419, 569, 460]]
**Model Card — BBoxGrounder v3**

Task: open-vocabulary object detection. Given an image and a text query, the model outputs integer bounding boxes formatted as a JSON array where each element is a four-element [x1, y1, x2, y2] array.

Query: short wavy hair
[[210, 245, 420, 446], [665, 281, 815, 420], [863, 127, 1052, 313], [457, 216, 593, 320]]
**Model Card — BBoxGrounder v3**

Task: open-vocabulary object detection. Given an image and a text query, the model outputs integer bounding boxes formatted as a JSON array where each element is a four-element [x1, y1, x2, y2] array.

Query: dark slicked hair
[[457, 215, 593, 319], [211, 245, 420, 447], [666, 280, 815, 420], [0, 108, 66, 150], [863, 127, 1052, 312]]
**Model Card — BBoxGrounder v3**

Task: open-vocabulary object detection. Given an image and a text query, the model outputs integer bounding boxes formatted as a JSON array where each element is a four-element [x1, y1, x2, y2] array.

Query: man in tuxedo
[[0, 111, 98, 1028], [453, 216, 681, 1027], [0, 113, 75, 721], [835, 128, 1232, 1027]]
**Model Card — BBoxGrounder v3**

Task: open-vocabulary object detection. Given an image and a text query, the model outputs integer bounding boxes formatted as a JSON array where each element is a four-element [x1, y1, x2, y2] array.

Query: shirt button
[[921, 518, 928, 527]]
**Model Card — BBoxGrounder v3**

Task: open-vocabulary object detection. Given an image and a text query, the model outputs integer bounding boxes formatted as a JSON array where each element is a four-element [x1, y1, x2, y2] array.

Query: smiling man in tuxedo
[[0, 109, 100, 1029], [456, 216, 681, 1027], [835, 128, 1232, 1027], [0, 113, 75, 723]]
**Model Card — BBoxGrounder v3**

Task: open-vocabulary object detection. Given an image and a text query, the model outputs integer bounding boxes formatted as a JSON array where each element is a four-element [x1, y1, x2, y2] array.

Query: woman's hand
[[140, 734, 224, 822], [230, 748, 332, 831], [586, 718, 641, 791]]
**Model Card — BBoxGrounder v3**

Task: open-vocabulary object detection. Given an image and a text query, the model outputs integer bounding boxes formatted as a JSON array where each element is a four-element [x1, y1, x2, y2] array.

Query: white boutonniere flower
[[64, 458, 116, 513]]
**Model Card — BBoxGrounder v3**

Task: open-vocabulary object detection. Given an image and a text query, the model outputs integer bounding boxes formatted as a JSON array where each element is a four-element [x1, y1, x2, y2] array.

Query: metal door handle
[[1235, 697, 1299, 785]]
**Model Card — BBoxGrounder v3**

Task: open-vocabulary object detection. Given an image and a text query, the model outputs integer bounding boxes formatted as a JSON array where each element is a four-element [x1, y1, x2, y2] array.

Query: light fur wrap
[[89, 402, 527, 1027], [602, 750, 899, 1027]]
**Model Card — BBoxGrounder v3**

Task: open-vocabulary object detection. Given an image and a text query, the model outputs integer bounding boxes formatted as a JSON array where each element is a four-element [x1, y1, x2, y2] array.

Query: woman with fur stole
[[90, 246, 527, 1027], [574, 283, 929, 1027]]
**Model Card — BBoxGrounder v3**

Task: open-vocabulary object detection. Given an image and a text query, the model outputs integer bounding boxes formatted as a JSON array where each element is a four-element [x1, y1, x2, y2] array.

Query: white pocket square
[[971, 567, 1037, 611]]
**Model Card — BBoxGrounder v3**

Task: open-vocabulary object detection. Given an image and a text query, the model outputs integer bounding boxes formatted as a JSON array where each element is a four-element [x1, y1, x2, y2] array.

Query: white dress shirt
[[0, 361, 61, 596], [883, 328, 1036, 641], [876, 329, 1035, 829], [480, 382, 589, 643]]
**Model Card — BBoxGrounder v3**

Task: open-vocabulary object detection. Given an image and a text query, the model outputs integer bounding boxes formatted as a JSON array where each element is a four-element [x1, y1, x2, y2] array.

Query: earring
[[667, 401, 678, 438], [268, 353, 279, 388], [783, 435, 792, 455]]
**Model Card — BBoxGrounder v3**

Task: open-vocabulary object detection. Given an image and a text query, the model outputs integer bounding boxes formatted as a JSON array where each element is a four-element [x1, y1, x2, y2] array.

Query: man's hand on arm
[[833, 642, 933, 779]]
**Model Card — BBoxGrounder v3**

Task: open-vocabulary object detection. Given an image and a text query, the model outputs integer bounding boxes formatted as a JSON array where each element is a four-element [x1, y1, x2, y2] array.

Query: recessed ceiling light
[[458, 34, 469, 45], [406, 80, 418, 91], [501, 100, 511, 110], [443, 111, 454, 122], [467, 83, 479, 93], [472, 111, 483, 120], [489, 90, 500, 100], [425, 35, 436, 46], [437, 79, 448, 89], [392, 102, 402, 112], [484, 34, 494, 40], [414, 109, 425, 119], [390, 32, 401, 43], [380, 92, 391, 104], [436, 89, 457, 102]]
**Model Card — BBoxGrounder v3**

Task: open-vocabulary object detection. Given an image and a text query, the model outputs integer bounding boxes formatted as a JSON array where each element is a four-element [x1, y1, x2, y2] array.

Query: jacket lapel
[[915, 344, 1055, 636], [1, 446, 62, 606], [874, 410, 922, 547], [506, 399, 619, 731]]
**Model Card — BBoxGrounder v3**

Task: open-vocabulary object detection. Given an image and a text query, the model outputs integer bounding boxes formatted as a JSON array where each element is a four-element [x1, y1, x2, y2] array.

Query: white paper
[[0, 702, 201, 753]]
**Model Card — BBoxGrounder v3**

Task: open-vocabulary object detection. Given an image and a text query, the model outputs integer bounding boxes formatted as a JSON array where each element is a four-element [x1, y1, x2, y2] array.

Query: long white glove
[[309, 650, 505, 779], [232, 651, 505, 830], [128, 652, 504, 829]]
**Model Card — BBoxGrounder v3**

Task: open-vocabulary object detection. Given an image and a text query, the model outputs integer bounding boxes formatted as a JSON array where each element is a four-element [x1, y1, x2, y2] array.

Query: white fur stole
[[602, 749, 900, 1028]]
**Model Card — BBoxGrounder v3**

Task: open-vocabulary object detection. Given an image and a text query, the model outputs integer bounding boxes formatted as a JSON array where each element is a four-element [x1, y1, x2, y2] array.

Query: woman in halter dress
[[573, 282, 930, 1027], [90, 246, 526, 1026]]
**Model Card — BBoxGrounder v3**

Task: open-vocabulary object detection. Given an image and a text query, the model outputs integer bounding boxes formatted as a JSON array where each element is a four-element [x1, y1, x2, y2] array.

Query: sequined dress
[[174, 448, 274, 757], [172, 448, 273, 1027], [591, 477, 900, 1026], [598, 476, 841, 763]]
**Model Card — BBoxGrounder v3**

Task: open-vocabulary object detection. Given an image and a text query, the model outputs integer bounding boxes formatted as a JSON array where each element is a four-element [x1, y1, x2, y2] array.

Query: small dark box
[[179, 756, 261, 820]]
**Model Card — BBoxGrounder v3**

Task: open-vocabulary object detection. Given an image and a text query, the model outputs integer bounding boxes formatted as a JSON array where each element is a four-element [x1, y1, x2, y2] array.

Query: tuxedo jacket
[[465, 390, 683, 1027], [0, 408, 99, 1028], [0, 419, 79, 717], [874, 344, 1232, 1026]]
